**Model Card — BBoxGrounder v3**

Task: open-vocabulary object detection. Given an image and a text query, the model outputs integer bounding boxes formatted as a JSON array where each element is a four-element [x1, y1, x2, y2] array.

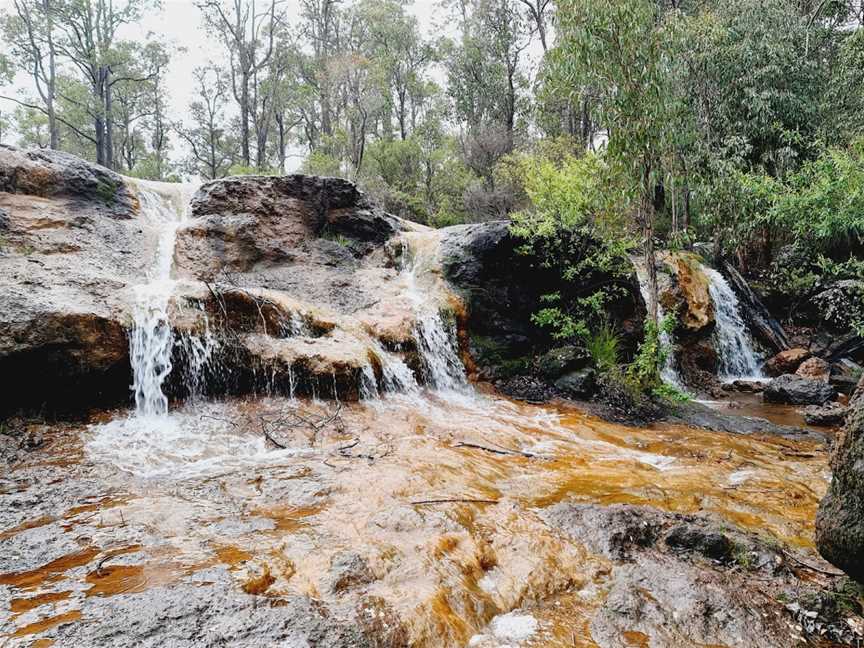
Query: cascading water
[[703, 266, 765, 381], [400, 233, 467, 392], [127, 181, 199, 416], [633, 262, 685, 388]]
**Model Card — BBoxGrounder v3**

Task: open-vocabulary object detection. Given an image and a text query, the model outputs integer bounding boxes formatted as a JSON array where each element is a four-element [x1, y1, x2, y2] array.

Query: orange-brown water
[[0, 393, 832, 646]]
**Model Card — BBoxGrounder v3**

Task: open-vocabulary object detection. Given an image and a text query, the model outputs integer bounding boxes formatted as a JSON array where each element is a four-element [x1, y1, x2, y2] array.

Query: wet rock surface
[[765, 374, 838, 405], [818, 377, 864, 582], [765, 348, 812, 377], [542, 503, 855, 647], [0, 394, 850, 647], [803, 403, 848, 427], [0, 148, 155, 417]]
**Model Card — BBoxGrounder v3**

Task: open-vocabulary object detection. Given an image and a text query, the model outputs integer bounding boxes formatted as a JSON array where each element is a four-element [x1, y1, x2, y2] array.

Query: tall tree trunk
[[240, 71, 251, 166], [643, 207, 658, 326], [105, 67, 114, 170], [94, 69, 106, 167], [44, 0, 58, 149]]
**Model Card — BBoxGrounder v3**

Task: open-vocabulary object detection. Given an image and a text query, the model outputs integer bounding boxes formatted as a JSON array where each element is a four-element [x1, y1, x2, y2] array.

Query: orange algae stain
[[63, 496, 126, 520], [12, 610, 82, 638], [0, 515, 57, 541], [242, 564, 276, 595], [254, 504, 322, 533], [0, 548, 101, 590], [32, 639, 55, 648], [10, 591, 72, 614], [84, 562, 184, 597], [213, 544, 253, 570], [622, 630, 650, 647]]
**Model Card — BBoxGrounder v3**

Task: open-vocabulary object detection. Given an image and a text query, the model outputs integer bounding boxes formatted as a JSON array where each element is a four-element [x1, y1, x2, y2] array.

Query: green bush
[[585, 322, 621, 372], [509, 150, 636, 342]]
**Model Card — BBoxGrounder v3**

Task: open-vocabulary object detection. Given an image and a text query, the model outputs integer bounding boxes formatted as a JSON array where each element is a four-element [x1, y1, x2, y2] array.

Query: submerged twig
[[410, 498, 500, 506], [782, 550, 845, 577], [453, 441, 536, 459]]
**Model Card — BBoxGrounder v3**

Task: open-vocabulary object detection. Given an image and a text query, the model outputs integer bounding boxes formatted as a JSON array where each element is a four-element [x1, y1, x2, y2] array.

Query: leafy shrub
[[509, 151, 636, 342]]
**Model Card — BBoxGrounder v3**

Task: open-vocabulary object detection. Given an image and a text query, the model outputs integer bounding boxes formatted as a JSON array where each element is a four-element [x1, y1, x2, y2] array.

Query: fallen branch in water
[[453, 441, 535, 459], [259, 402, 344, 449], [410, 498, 499, 506], [782, 550, 845, 577], [260, 418, 288, 449]]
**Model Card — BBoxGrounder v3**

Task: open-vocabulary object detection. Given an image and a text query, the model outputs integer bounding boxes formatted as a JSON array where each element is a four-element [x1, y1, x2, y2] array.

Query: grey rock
[[554, 367, 596, 398], [55, 575, 371, 648], [329, 551, 375, 593], [537, 345, 590, 379], [764, 374, 837, 406], [0, 145, 136, 219], [802, 403, 847, 427], [817, 377, 864, 582]]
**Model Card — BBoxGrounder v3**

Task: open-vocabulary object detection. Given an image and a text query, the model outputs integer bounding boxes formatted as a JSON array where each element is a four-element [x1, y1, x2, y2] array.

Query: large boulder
[[0, 145, 137, 218], [763, 374, 837, 406], [441, 222, 644, 383], [817, 377, 864, 581], [764, 348, 811, 377], [177, 175, 401, 279], [659, 252, 714, 334], [0, 147, 149, 416], [802, 403, 847, 427], [796, 357, 831, 382]]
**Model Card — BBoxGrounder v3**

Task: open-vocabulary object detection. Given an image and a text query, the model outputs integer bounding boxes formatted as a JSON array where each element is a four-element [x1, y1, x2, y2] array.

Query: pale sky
[[0, 0, 543, 170]]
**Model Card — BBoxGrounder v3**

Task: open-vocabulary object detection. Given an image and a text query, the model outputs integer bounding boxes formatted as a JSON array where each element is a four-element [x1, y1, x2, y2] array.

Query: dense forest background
[[1, 0, 864, 348]]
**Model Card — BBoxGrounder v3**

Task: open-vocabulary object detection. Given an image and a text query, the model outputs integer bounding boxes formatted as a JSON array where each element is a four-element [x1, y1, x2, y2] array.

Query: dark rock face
[[817, 377, 864, 581], [665, 524, 734, 562], [537, 345, 590, 380], [0, 145, 137, 219], [764, 374, 837, 406], [440, 221, 643, 386], [722, 260, 790, 354]]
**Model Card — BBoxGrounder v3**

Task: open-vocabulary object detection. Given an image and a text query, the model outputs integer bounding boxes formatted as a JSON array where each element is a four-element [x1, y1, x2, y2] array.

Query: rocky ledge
[[817, 376, 864, 581]]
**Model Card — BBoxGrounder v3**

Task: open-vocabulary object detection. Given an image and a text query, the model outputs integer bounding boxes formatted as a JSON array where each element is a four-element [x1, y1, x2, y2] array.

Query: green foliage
[[773, 140, 864, 251], [585, 322, 621, 372], [510, 150, 635, 341]]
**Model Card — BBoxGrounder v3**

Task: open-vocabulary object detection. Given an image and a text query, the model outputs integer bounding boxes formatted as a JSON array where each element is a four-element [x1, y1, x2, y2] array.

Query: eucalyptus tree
[[554, 0, 682, 326], [0, 0, 60, 148], [51, 0, 160, 168], [176, 65, 238, 179], [198, 0, 286, 167]]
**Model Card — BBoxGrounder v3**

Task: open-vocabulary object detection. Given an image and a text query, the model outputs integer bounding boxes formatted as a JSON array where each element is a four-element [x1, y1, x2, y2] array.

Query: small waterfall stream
[[633, 261, 685, 388], [704, 267, 765, 381], [401, 232, 468, 392], [127, 181, 199, 416]]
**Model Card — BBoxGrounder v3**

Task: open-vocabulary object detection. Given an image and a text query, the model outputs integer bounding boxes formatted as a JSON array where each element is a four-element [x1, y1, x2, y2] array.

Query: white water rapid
[[401, 232, 468, 392], [127, 180, 199, 416], [704, 266, 765, 381]]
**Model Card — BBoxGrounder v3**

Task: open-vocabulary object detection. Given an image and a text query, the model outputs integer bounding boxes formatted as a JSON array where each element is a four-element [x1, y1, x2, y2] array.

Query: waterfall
[[128, 181, 199, 416], [633, 261, 685, 388], [401, 233, 467, 392], [703, 267, 765, 381]]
